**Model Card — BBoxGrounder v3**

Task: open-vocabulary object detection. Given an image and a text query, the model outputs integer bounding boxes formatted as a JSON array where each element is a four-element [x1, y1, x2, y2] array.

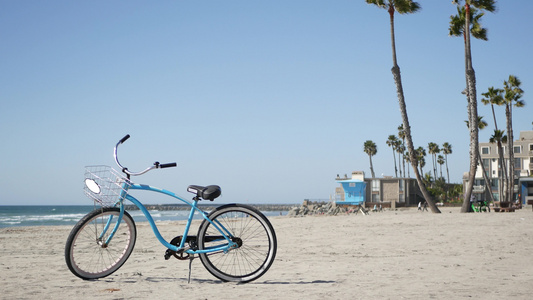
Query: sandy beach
[[1, 206, 532, 299]]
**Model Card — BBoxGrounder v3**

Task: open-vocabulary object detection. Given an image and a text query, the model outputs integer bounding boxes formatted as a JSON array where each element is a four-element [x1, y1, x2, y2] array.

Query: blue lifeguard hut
[[335, 171, 366, 205]]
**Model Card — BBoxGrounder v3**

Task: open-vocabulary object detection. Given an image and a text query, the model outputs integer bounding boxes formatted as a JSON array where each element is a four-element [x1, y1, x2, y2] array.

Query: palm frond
[[449, 5, 490, 40], [365, 0, 387, 9], [395, 0, 421, 14], [514, 100, 525, 108], [471, 0, 497, 13]]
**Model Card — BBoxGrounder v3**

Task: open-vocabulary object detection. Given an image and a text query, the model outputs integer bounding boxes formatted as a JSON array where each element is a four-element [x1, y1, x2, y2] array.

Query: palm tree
[[365, 0, 440, 213], [427, 142, 440, 180], [481, 86, 503, 201], [474, 118, 496, 205], [404, 150, 411, 177], [481, 86, 504, 130], [423, 172, 433, 187], [397, 141, 406, 177], [442, 142, 452, 184], [364, 140, 378, 178], [449, 0, 496, 213], [386, 135, 399, 177], [489, 129, 508, 202], [415, 146, 426, 177], [437, 155, 445, 179], [398, 124, 407, 176], [503, 75, 525, 203], [482, 76, 525, 203]]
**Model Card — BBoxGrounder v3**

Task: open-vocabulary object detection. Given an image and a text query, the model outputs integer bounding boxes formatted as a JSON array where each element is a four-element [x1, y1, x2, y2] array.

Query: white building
[[468, 130, 533, 204]]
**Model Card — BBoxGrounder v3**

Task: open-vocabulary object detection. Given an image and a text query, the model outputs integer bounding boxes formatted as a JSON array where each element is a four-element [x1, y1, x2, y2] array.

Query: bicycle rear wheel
[[197, 204, 277, 283], [65, 207, 136, 280]]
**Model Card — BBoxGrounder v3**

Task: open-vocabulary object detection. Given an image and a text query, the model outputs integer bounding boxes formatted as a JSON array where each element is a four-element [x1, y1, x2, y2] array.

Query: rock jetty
[[287, 200, 370, 217]]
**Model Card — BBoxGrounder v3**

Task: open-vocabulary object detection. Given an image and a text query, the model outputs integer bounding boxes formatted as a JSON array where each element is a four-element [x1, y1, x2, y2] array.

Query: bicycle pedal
[[164, 249, 175, 260]]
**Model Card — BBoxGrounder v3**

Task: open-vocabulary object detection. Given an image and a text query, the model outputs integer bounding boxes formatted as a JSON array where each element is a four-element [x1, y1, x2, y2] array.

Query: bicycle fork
[[96, 205, 126, 247], [97, 186, 130, 247]]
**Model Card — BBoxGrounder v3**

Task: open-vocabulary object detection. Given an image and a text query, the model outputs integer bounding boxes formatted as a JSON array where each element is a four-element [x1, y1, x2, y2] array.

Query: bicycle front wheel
[[197, 204, 277, 283], [65, 207, 136, 280]]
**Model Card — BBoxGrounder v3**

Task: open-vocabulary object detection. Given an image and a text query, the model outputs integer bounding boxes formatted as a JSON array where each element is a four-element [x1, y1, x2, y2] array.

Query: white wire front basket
[[84, 165, 130, 207]]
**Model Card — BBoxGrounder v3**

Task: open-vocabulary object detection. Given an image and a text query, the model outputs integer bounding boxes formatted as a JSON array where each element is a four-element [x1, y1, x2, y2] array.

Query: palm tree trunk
[[398, 151, 402, 177], [506, 104, 514, 203], [392, 66, 440, 213], [463, 69, 479, 212], [433, 155, 436, 179], [387, 2, 439, 213], [478, 153, 496, 204], [462, 3, 480, 213], [403, 152, 406, 178], [445, 154, 450, 184], [497, 141, 507, 202], [490, 103, 498, 130], [389, 4, 398, 67], [369, 156, 376, 178]]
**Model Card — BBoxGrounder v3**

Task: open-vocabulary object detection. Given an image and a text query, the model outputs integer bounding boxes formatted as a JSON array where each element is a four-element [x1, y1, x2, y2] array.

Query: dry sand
[[1, 207, 532, 299]]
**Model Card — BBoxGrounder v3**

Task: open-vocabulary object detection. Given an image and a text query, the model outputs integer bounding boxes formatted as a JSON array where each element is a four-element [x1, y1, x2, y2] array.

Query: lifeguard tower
[[335, 171, 366, 205]]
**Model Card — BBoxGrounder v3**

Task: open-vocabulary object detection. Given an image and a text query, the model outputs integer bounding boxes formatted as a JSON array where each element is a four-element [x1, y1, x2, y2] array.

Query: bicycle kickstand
[[188, 254, 195, 284]]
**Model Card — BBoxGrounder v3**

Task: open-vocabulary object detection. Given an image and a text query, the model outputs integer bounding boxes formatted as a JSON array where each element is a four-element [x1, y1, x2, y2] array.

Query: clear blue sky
[[1, 1, 531, 205]]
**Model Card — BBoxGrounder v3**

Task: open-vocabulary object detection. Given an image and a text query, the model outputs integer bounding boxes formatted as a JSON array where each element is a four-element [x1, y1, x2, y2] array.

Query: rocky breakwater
[[287, 200, 368, 217]]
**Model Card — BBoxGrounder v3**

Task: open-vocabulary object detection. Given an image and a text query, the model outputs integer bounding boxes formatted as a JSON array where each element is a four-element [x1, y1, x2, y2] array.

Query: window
[[491, 179, 498, 188], [514, 145, 521, 154], [372, 180, 380, 192], [514, 158, 521, 169], [399, 179, 404, 192], [481, 147, 490, 155], [529, 144, 533, 152]]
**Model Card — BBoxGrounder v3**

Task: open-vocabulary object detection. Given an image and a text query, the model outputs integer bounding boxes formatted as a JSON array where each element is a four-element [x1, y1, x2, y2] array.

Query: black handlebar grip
[[119, 134, 130, 144], [160, 162, 177, 168]]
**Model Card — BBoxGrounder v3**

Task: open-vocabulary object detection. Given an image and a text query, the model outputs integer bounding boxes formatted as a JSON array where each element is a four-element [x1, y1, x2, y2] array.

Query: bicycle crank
[[164, 236, 197, 260]]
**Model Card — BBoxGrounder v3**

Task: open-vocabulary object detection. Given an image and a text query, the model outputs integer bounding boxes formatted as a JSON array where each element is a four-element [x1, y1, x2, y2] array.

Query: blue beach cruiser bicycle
[[65, 135, 277, 283]]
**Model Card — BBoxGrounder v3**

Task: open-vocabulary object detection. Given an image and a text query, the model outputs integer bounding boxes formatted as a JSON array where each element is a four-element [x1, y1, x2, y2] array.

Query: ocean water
[[0, 205, 286, 228]]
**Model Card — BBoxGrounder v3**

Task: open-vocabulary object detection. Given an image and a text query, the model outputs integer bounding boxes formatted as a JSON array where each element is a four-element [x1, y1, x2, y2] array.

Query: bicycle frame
[[102, 181, 237, 255]]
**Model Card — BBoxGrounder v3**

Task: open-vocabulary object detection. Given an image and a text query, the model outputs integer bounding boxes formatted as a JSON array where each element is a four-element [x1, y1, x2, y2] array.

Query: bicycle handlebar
[[114, 134, 177, 176], [119, 134, 131, 144], [159, 162, 178, 168]]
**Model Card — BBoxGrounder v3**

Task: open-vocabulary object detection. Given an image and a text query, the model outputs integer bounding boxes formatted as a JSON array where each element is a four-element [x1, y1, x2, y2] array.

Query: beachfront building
[[466, 130, 533, 204], [335, 171, 423, 208]]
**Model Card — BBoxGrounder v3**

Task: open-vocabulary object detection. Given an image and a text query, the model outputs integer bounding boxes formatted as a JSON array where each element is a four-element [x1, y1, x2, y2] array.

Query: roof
[[336, 179, 364, 183]]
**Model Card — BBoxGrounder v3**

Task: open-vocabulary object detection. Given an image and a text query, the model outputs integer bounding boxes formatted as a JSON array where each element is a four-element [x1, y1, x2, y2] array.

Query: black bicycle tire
[[65, 207, 137, 280], [197, 204, 277, 283]]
